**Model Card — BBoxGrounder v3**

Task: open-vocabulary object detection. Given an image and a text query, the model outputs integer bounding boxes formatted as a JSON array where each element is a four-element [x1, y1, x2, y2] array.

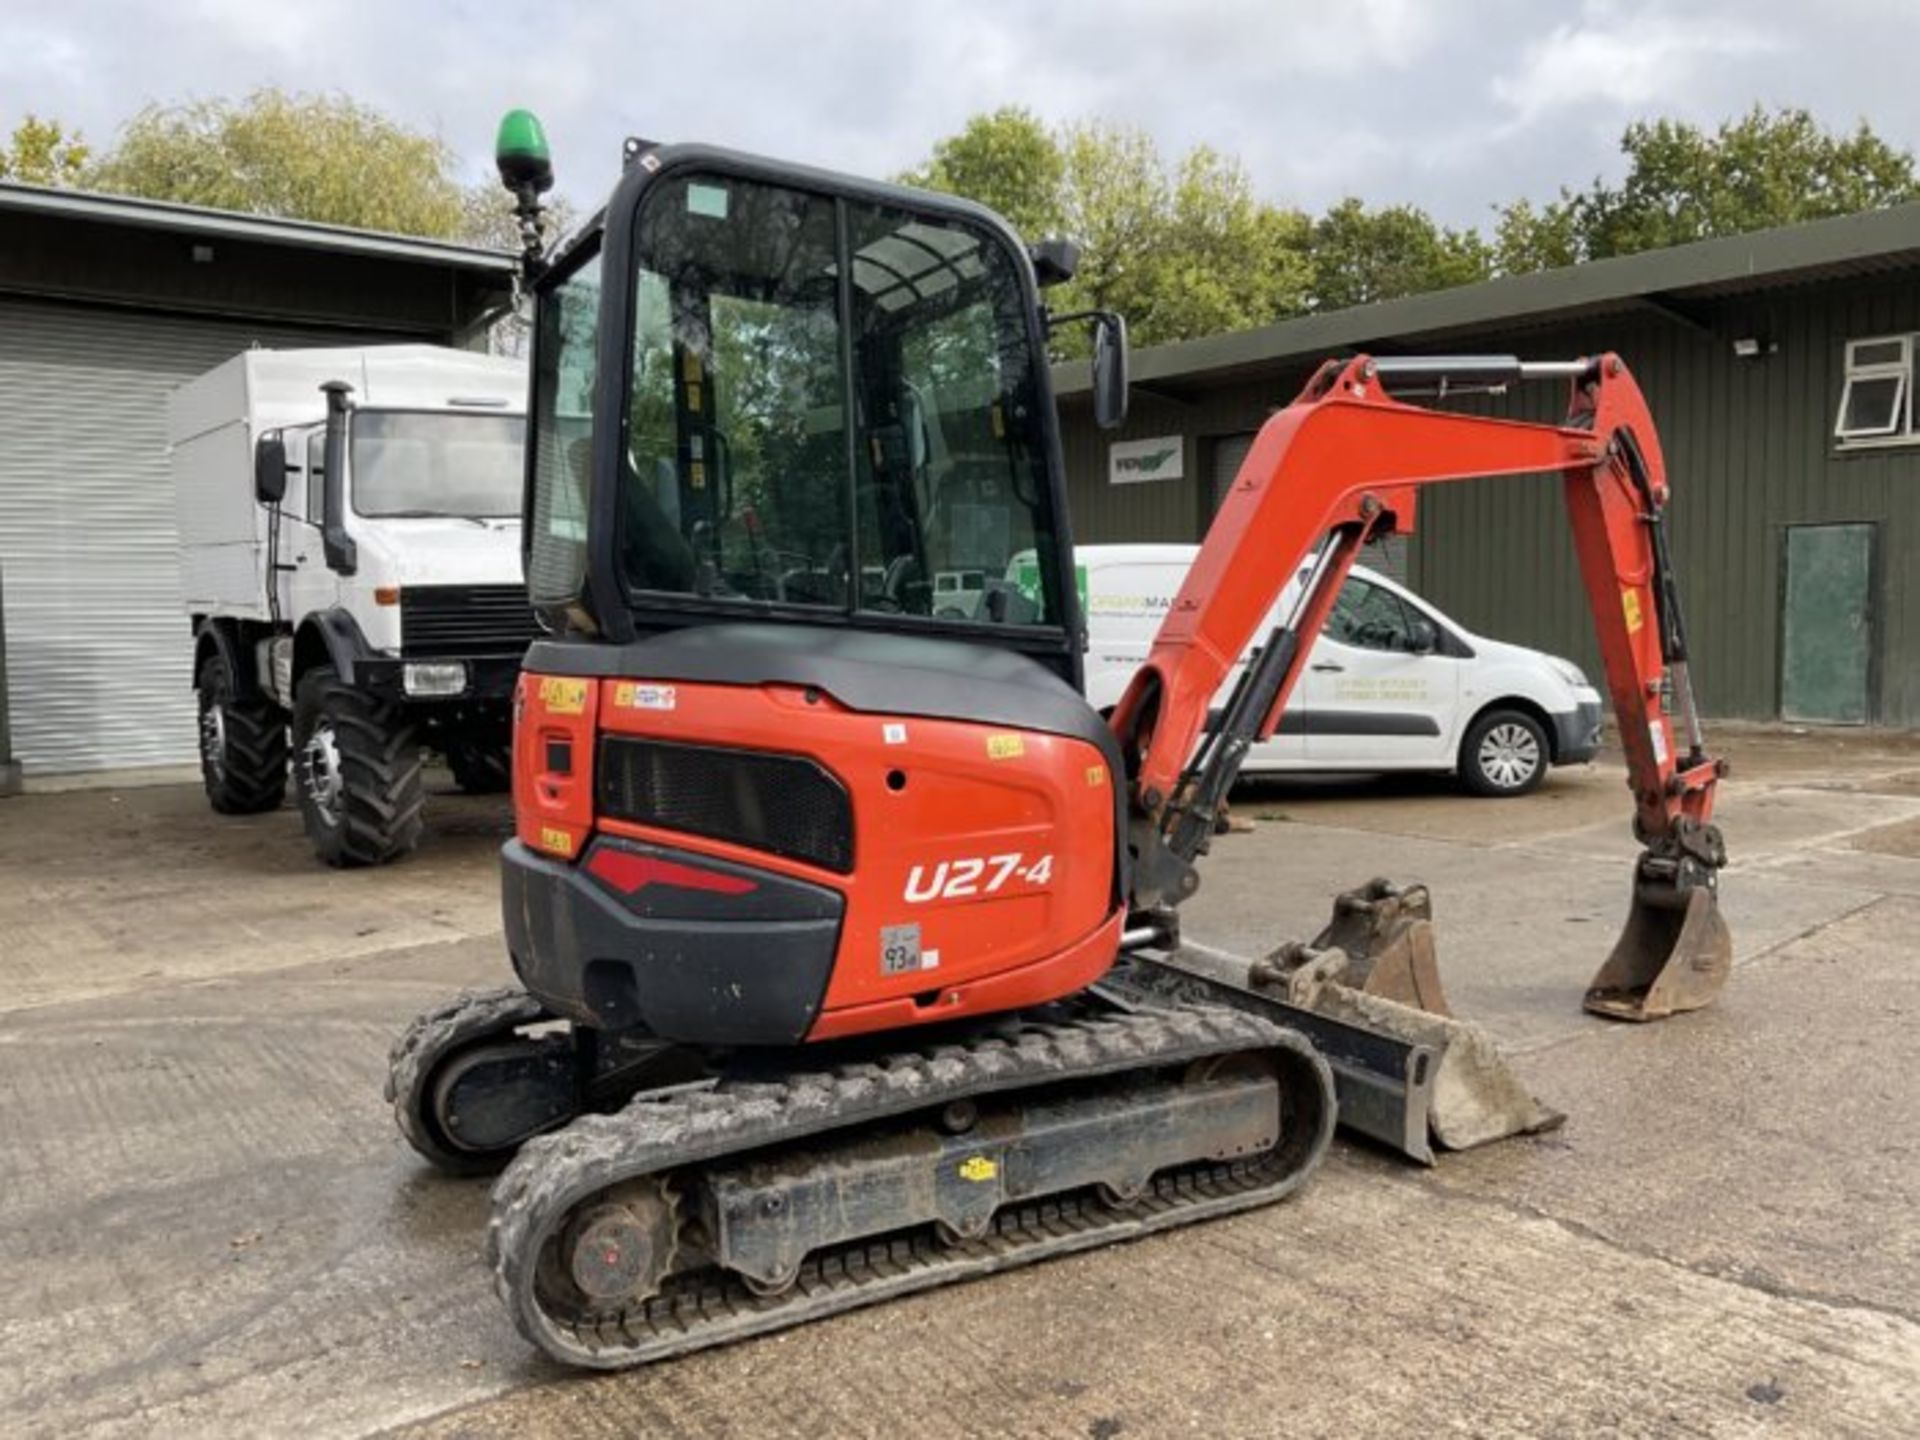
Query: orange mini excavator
[[387, 113, 1729, 1369]]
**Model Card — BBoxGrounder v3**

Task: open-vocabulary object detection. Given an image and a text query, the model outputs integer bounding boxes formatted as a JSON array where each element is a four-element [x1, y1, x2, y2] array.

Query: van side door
[[1299, 577, 1458, 769]]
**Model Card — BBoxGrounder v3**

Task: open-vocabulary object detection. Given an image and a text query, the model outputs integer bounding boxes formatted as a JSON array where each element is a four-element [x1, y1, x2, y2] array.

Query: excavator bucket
[[1584, 880, 1732, 1022], [1251, 879, 1561, 1152]]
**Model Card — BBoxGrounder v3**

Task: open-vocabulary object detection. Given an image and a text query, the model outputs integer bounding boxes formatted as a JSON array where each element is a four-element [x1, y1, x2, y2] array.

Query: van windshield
[[351, 411, 525, 519]]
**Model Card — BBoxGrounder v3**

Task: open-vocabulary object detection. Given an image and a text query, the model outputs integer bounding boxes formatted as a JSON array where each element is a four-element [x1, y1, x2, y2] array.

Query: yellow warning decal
[[539, 825, 576, 857], [537, 677, 589, 715], [1086, 764, 1107, 787], [958, 1156, 999, 1183], [986, 734, 1026, 761], [1621, 589, 1644, 634]]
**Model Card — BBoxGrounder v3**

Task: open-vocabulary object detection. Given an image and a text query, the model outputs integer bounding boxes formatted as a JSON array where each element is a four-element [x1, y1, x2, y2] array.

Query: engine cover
[[512, 627, 1127, 1044]]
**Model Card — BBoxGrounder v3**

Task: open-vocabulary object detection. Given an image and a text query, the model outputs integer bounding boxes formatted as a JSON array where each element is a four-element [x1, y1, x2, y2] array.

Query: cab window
[[1327, 578, 1423, 652]]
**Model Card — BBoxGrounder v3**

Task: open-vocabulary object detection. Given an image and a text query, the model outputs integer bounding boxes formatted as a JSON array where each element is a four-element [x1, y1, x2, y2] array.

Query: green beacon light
[[495, 108, 554, 196]]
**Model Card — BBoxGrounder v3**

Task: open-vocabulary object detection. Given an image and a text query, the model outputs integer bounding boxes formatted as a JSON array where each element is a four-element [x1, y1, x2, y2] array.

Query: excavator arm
[[1112, 353, 1731, 1022]]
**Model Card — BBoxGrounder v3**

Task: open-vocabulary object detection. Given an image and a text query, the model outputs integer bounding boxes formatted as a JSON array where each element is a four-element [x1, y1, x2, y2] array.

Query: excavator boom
[[1114, 353, 1730, 1022]]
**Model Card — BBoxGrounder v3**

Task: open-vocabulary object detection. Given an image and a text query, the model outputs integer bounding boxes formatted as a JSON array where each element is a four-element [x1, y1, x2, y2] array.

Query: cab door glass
[[623, 176, 849, 607], [1326, 578, 1421, 652], [844, 200, 1059, 626]]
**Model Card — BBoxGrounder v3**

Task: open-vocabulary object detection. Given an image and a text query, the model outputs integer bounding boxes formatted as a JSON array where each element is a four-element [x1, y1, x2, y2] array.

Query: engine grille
[[596, 737, 854, 874], [400, 584, 541, 658]]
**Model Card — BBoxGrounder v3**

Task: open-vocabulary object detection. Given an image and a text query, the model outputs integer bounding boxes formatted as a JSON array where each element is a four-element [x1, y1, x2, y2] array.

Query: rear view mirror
[[254, 433, 288, 505], [1092, 311, 1129, 432]]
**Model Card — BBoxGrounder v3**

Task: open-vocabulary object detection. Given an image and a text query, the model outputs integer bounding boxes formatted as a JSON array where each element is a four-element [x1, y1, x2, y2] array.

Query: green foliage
[[89, 88, 466, 237], [1306, 198, 1490, 311], [0, 115, 89, 186], [1496, 107, 1920, 274], [906, 116, 1313, 352], [902, 107, 1064, 240]]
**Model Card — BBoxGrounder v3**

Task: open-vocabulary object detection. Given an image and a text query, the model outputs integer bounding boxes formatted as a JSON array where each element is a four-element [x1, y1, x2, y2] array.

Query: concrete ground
[[1, 730, 1917, 1438]]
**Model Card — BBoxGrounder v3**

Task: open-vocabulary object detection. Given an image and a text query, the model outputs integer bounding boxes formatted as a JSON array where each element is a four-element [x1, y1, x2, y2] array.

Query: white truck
[[1074, 544, 1604, 796], [171, 345, 534, 865]]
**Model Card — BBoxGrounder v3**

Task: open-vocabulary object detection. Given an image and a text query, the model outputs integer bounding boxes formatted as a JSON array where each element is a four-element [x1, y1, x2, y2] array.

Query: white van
[[1073, 544, 1603, 796]]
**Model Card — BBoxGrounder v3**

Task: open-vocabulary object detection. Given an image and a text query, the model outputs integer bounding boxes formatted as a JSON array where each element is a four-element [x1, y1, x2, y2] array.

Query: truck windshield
[[351, 411, 526, 519], [614, 172, 1061, 626]]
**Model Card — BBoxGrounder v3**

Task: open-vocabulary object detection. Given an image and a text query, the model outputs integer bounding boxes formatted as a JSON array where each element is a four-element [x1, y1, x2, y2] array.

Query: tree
[[1496, 107, 1920, 274], [89, 89, 466, 238], [1307, 199, 1490, 310], [0, 115, 89, 187], [900, 107, 1064, 241], [906, 114, 1313, 350]]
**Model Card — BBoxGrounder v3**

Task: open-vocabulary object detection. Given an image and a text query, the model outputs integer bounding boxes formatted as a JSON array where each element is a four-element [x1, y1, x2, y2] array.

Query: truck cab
[[172, 346, 536, 864]]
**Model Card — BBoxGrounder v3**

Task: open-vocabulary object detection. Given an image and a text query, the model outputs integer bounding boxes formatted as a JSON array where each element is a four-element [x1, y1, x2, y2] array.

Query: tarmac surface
[[1, 727, 1917, 1438]]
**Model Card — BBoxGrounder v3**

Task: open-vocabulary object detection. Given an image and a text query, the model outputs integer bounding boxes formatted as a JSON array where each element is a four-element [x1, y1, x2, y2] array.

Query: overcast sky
[[7, 0, 1920, 231]]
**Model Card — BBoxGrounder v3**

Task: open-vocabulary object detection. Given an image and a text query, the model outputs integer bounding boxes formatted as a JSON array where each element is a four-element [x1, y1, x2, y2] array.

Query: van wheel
[[196, 654, 288, 814], [1460, 708, 1548, 797], [446, 739, 512, 795], [292, 666, 425, 866]]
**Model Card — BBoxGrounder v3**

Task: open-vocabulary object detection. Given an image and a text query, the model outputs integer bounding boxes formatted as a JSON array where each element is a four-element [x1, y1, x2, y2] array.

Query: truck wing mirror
[[254, 433, 288, 506], [1091, 311, 1129, 432], [1408, 617, 1439, 654]]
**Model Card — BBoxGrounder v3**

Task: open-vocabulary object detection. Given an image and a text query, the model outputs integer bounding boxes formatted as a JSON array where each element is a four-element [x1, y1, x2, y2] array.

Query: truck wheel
[[446, 739, 512, 795], [292, 666, 425, 866], [1459, 708, 1549, 797], [196, 654, 288, 814]]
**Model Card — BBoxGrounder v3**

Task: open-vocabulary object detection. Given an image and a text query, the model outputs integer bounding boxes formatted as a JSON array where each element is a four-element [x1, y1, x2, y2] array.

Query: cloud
[[4, 0, 1917, 232], [1491, 5, 1786, 130]]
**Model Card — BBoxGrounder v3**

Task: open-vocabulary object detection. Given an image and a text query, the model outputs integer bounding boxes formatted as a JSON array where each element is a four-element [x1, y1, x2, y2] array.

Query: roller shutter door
[[0, 298, 404, 777], [1207, 428, 1408, 582]]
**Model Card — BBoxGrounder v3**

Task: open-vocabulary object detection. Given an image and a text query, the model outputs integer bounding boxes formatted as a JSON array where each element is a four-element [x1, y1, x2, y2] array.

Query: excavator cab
[[503, 144, 1144, 1048]]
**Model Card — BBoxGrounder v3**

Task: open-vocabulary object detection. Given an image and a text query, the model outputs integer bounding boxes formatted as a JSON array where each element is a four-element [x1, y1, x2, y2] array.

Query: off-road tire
[[1459, 706, 1549, 797], [196, 653, 288, 814], [447, 739, 512, 796], [292, 665, 425, 866]]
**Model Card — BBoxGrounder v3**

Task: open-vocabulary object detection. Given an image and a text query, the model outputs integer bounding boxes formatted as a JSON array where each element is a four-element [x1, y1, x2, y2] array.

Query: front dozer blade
[[1250, 879, 1561, 1152], [1584, 881, 1732, 1022]]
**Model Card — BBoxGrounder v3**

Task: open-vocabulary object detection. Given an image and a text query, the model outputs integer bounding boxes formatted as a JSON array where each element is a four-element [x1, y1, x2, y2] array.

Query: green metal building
[[1054, 205, 1920, 727]]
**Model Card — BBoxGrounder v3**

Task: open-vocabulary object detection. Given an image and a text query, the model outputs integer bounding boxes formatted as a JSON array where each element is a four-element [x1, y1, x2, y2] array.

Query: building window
[[1835, 336, 1912, 444]]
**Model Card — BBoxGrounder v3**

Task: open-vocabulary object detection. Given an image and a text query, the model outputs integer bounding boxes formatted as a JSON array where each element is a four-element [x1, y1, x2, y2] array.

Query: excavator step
[[486, 999, 1334, 1370]]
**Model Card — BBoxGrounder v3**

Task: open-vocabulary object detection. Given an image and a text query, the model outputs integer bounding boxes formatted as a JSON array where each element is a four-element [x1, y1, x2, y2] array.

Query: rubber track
[[386, 987, 551, 1174], [488, 1001, 1334, 1370]]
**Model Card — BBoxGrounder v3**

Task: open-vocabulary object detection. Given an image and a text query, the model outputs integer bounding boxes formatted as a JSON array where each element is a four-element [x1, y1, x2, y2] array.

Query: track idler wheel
[[387, 988, 575, 1175]]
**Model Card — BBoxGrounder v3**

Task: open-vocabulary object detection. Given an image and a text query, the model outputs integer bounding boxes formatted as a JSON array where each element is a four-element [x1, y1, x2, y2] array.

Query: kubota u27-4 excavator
[[387, 113, 1730, 1369]]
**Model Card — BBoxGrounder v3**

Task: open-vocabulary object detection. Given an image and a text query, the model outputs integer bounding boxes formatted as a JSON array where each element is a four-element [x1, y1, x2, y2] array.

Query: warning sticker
[[1650, 719, 1670, 765], [537, 677, 589, 715], [1622, 589, 1644, 634], [1086, 764, 1107, 787], [986, 734, 1026, 761], [883, 722, 908, 745], [539, 825, 576, 857], [958, 1156, 999, 1183], [613, 683, 677, 711]]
